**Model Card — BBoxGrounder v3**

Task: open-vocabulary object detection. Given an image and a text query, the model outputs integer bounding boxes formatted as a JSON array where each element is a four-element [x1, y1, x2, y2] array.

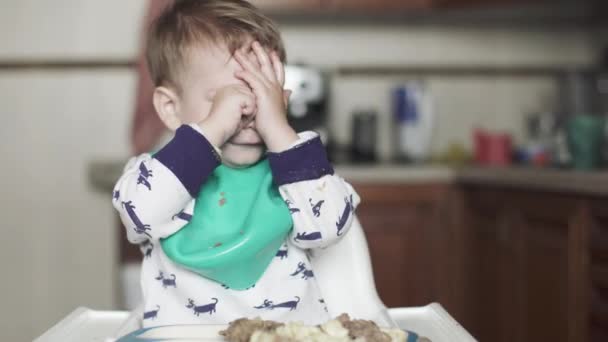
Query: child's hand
[[234, 41, 298, 152], [198, 84, 256, 147]]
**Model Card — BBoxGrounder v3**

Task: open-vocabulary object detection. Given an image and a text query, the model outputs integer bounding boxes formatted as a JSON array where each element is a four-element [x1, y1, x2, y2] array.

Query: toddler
[[113, 0, 359, 327]]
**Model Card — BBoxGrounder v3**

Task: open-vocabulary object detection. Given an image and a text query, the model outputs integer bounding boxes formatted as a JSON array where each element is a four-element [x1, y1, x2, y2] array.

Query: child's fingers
[[251, 41, 276, 82], [283, 89, 291, 107], [233, 86, 256, 115], [271, 52, 285, 86], [240, 95, 256, 116], [206, 89, 217, 101], [235, 70, 266, 96], [234, 50, 268, 88]]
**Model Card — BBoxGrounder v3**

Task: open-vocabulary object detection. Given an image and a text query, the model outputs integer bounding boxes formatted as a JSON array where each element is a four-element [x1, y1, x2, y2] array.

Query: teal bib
[[160, 159, 293, 290]]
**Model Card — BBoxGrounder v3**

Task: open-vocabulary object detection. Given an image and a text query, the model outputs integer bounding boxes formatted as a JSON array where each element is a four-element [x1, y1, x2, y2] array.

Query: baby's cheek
[[181, 101, 212, 124]]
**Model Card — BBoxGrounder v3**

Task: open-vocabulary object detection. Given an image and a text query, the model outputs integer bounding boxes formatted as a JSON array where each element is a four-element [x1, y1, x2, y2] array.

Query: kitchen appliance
[[350, 109, 378, 162], [284, 64, 328, 143]]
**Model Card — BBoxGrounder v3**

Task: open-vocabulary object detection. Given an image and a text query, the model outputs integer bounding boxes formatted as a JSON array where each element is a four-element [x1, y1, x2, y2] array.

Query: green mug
[[567, 114, 605, 170]]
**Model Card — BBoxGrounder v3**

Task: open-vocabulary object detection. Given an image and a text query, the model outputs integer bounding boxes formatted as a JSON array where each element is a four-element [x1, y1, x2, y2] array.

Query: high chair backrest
[[309, 215, 396, 327]]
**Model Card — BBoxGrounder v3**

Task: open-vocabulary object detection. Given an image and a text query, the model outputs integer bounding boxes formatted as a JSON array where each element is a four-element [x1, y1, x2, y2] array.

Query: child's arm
[[112, 124, 221, 244], [268, 132, 360, 250]]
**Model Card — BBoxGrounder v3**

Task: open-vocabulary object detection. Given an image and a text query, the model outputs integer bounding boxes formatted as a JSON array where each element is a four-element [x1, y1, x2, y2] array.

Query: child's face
[[178, 43, 265, 168]]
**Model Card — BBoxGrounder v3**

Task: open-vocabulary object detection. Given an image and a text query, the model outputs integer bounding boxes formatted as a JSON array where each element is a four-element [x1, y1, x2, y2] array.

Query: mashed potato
[[220, 314, 428, 342]]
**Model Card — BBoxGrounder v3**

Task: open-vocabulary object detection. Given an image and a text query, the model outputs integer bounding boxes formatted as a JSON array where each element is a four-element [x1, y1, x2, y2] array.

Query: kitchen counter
[[457, 166, 608, 196], [336, 165, 455, 184], [87, 160, 456, 193], [88, 160, 608, 197]]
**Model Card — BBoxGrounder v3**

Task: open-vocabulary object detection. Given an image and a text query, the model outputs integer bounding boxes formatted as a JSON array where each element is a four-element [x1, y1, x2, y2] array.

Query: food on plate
[[219, 314, 430, 342]]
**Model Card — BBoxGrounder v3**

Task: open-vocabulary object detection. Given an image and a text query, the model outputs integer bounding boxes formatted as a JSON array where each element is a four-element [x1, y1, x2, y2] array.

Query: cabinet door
[[464, 186, 572, 342], [325, 0, 433, 12], [248, 0, 323, 12], [435, 0, 547, 8], [464, 190, 525, 342], [516, 194, 570, 342], [589, 202, 608, 342], [353, 184, 448, 308]]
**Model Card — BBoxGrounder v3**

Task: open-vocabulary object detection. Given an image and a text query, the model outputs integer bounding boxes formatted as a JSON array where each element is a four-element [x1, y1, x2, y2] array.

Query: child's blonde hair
[[146, 0, 286, 91]]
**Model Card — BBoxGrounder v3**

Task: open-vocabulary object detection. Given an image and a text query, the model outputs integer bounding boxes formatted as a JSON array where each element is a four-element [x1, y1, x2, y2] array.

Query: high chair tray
[[117, 325, 226, 341], [36, 304, 474, 342], [116, 325, 428, 342], [34, 307, 130, 342]]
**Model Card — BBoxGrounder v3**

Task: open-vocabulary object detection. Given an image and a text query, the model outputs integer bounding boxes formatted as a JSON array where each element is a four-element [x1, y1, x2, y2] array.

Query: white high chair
[[36, 217, 476, 341]]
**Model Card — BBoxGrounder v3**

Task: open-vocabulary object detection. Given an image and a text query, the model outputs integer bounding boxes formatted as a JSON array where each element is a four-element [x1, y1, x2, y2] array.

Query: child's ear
[[153, 86, 182, 131]]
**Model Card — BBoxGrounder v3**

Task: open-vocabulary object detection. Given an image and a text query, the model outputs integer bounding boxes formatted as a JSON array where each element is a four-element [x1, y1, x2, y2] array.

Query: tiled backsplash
[[280, 25, 595, 67]]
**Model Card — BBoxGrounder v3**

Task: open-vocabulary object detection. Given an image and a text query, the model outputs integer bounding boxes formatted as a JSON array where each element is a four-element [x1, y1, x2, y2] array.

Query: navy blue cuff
[[154, 125, 221, 197], [267, 136, 334, 186]]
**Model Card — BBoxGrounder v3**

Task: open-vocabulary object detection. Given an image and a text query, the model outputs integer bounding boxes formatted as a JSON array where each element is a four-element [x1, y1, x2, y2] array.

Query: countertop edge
[[87, 160, 608, 197]]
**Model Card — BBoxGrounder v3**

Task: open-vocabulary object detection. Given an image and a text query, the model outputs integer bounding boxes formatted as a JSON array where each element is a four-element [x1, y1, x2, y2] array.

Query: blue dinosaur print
[[309, 198, 325, 217], [276, 245, 288, 259], [254, 297, 300, 311], [222, 283, 255, 290], [140, 241, 153, 258], [112, 190, 120, 201], [290, 262, 314, 280], [155, 271, 176, 289], [137, 162, 153, 191], [294, 231, 322, 242], [172, 210, 192, 222], [254, 301, 270, 309], [143, 305, 160, 320], [145, 245, 153, 258], [122, 201, 151, 238], [285, 199, 300, 214], [186, 298, 218, 316], [336, 194, 354, 236], [319, 299, 328, 312]]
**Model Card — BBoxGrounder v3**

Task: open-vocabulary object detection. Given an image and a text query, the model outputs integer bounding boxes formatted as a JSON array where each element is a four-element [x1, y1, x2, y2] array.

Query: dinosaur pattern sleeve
[[112, 125, 220, 243], [268, 132, 360, 249]]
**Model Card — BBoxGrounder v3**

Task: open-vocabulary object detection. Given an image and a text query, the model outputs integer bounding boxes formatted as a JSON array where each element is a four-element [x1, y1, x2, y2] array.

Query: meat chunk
[[220, 317, 284, 342]]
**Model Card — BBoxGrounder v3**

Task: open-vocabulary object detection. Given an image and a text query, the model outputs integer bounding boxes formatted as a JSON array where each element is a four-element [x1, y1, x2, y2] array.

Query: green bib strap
[[160, 159, 293, 290]]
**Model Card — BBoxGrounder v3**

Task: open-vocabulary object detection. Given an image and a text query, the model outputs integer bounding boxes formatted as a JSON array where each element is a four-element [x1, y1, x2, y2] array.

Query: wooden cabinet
[[588, 201, 608, 341], [248, 0, 322, 12], [458, 184, 608, 342], [250, 0, 432, 13], [462, 187, 573, 342], [325, 0, 433, 12], [250, 0, 548, 14], [353, 181, 606, 342], [353, 184, 444, 308], [352, 183, 467, 322], [435, 0, 547, 8]]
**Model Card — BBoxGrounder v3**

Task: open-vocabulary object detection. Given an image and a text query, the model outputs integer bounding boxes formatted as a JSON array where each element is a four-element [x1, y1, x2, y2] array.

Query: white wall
[[0, 1, 145, 340], [281, 25, 596, 160], [0, 0, 146, 60]]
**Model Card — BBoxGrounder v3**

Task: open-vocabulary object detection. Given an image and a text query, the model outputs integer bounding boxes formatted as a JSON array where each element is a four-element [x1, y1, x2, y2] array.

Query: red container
[[474, 129, 512, 166]]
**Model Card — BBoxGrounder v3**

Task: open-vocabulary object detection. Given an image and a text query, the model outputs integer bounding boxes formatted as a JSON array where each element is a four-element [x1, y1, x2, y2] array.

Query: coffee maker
[[284, 64, 328, 144]]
